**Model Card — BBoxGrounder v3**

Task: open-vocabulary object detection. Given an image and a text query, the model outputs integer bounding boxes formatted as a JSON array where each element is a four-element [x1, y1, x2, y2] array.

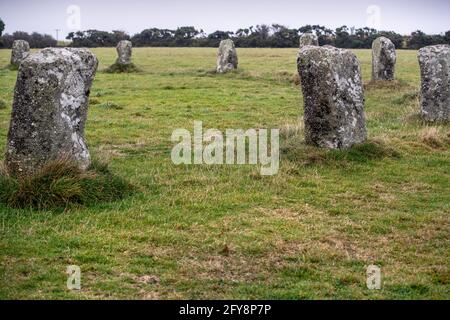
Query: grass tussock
[[281, 130, 401, 166], [104, 62, 141, 73], [292, 72, 301, 85], [419, 127, 449, 149], [393, 90, 419, 105], [0, 158, 134, 210], [326, 140, 401, 162], [97, 101, 123, 110], [364, 79, 409, 91], [4, 64, 19, 71], [89, 98, 101, 105], [0, 99, 7, 109], [280, 121, 304, 140]]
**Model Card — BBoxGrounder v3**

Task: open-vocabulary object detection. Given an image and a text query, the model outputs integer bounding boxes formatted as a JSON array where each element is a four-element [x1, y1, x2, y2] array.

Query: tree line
[[1, 18, 449, 50], [62, 25, 450, 50]]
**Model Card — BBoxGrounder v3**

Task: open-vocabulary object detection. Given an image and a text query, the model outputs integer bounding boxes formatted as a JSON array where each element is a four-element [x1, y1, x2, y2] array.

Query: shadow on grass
[[0, 157, 135, 210]]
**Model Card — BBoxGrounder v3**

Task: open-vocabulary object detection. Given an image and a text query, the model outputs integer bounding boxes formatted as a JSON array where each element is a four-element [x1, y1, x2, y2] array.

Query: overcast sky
[[1, 0, 449, 40]]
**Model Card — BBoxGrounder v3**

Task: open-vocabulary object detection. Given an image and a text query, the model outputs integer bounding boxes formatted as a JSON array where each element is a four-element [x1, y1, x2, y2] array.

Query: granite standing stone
[[299, 33, 319, 48], [217, 39, 238, 74], [116, 40, 132, 65], [372, 36, 396, 81], [297, 46, 367, 149], [10, 40, 30, 67], [5, 48, 98, 176], [418, 45, 450, 122]]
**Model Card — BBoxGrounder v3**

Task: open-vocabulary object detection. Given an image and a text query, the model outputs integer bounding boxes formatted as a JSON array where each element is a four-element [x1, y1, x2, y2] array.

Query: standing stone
[[217, 39, 238, 74], [116, 40, 132, 65], [299, 33, 319, 48], [418, 45, 450, 122], [5, 48, 98, 176], [297, 46, 367, 149], [10, 40, 30, 68], [372, 36, 396, 81]]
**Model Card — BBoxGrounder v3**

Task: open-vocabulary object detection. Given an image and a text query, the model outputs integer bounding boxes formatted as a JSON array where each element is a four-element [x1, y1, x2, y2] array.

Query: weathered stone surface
[[10, 40, 30, 67], [372, 36, 396, 81], [217, 39, 238, 74], [418, 45, 450, 122], [5, 48, 98, 176], [299, 33, 318, 48], [297, 46, 367, 149], [116, 40, 132, 65]]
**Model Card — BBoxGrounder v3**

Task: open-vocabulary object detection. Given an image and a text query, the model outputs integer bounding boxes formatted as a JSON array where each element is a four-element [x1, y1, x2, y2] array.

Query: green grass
[[0, 48, 449, 300]]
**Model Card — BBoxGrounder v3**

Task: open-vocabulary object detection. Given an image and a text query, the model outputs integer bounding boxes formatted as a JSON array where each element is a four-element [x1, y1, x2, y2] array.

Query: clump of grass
[[292, 73, 301, 86], [0, 99, 7, 109], [0, 157, 135, 210], [419, 127, 446, 149], [89, 98, 101, 105], [5, 64, 19, 71], [326, 140, 401, 162], [195, 68, 217, 76], [281, 133, 400, 166], [97, 101, 123, 110], [104, 62, 141, 73], [364, 79, 409, 91], [92, 90, 113, 98], [280, 121, 304, 140], [393, 90, 419, 105], [280, 123, 328, 166], [274, 71, 302, 85]]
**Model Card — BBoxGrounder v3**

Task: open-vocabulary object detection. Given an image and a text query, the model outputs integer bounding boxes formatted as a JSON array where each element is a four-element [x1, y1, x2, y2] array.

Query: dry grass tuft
[[280, 120, 304, 140], [292, 72, 301, 86], [419, 127, 447, 149]]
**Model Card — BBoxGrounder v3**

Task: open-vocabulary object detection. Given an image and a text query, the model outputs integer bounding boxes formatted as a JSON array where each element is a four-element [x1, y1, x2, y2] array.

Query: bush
[[0, 158, 135, 210]]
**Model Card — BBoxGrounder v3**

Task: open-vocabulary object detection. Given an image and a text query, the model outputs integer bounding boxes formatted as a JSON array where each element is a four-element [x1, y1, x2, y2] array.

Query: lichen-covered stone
[[116, 40, 132, 65], [5, 48, 98, 176], [297, 46, 367, 149], [299, 33, 318, 48], [217, 39, 238, 74], [372, 36, 396, 81], [10, 40, 30, 67], [418, 45, 450, 122]]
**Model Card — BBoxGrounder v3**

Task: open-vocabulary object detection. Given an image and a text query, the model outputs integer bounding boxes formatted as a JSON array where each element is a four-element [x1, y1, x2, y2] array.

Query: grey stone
[[372, 36, 396, 81], [10, 40, 30, 67], [299, 33, 318, 48], [297, 46, 367, 149], [418, 45, 450, 122], [217, 39, 238, 74], [116, 40, 132, 65], [5, 48, 98, 176]]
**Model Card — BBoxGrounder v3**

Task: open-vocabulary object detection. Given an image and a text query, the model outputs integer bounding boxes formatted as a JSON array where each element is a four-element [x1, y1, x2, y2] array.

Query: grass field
[[0, 47, 449, 300]]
